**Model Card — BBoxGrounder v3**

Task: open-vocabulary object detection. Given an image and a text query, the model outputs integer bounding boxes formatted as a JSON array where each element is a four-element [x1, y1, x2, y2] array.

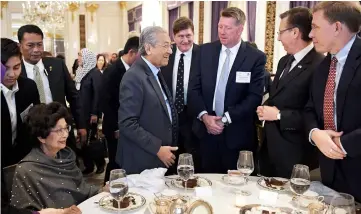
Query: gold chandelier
[[22, 1, 75, 31]]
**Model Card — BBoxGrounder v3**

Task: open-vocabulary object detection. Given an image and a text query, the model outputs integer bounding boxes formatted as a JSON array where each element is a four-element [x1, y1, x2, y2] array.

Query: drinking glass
[[109, 169, 128, 214], [237, 151, 254, 196], [327, 193, 356, 214], [290, 164, 311, 214], [177, 153, 194, 195]]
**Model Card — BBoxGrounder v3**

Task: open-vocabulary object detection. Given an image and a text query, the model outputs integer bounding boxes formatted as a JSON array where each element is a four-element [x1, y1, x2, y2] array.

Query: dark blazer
[[20, 57, 79, 127], [77, 68, 103, 129], [116, 57, 177, 174], [189, 40, 266, 150], [263, 48, 324, 177], [1, 76, 40, 168], [102, 59, 127, 137], [305, 37, 361, 202], [162, 44, 200, 106]]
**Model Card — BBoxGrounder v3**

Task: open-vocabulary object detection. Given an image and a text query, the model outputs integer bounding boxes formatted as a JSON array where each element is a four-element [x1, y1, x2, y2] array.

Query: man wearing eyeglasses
[[161, 17, 201, 173], [256, 7, 324, 178], [116, 26, 179, 174]]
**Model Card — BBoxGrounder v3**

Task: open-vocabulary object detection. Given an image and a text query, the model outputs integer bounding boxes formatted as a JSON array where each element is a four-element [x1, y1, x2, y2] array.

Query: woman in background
[[96, 54, 107, 73]]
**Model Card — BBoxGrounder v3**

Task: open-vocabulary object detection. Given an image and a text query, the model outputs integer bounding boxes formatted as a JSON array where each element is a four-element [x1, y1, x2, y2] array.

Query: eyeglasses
[[277, 26, 295, 36], [51, 125, 71, 137], [155, 43, 171, 50]]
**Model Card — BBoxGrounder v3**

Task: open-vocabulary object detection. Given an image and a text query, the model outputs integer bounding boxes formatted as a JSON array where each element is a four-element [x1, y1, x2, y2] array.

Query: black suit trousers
[[104, 134, 120, 184]]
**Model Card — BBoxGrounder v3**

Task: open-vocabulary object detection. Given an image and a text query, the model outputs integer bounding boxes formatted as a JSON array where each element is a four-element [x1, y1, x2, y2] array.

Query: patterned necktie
[[33, 65, 46, 103], [158, 71, 178, 145], [279, 55, 295, 80], [214, 49, 231, 116], [323, 56, 338, 131], [175, 53, 185, 114]]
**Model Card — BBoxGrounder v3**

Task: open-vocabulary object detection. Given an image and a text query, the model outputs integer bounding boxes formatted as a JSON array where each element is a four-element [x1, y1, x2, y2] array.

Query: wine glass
[[290, 164, 311, 214], [177, 153, 194, 196], [109, 169, 128, 214], [237, 151, 254, 196], [327, 193, 356, 214]]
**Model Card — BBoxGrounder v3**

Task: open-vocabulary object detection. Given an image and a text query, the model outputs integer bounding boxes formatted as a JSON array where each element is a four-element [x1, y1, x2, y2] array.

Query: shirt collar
[[293, 43, 314, 63], [1, 81, 19, 95], [23, 58, 44, 71], [141, 56, 160, 76], [176, 44, 193, 58], [120, 57, 130, 70], [221, 39, 242, 55], [333, 35, 356, 65]]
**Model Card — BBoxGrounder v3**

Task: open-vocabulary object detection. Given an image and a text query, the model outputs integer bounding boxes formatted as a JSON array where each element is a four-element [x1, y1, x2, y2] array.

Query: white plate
[[257, 177, 289, 192], [169, 176, 212, 190], [98, 192, 146, 212], [222, 175, 247, 186]]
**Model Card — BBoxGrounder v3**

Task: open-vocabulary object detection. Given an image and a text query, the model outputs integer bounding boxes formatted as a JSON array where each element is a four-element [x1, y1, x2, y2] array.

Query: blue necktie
[[214, 49, 231, 116]]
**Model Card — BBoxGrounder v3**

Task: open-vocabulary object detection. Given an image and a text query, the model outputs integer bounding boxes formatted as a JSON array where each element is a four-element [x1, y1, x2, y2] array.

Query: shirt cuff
[[198, 111, 208, 121], [224, 112, 232, 124], [309, 128, 319, 146], [339, 139, 348, 154]]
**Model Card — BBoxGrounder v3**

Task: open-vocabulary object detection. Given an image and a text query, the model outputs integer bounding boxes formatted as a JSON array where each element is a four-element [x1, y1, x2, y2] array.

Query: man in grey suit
[[116, 26, 179, 174]]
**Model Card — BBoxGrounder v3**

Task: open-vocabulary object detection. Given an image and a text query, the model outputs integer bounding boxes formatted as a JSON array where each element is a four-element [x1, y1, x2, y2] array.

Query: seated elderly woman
[[10, 102, 107, 210]]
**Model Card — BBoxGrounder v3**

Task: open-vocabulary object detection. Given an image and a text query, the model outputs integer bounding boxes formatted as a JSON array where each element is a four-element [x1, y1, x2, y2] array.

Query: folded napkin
[[309, 181, 340, 197], [126, 168, 168, 193]]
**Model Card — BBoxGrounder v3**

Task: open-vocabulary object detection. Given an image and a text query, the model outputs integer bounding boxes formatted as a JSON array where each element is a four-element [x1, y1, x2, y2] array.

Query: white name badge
[[236, 72, 251, 83], [258, 190, 278, 205]]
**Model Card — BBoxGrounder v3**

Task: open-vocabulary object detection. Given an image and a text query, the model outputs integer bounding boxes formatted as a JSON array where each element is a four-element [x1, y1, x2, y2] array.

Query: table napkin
[[126, 168, 168, 193]]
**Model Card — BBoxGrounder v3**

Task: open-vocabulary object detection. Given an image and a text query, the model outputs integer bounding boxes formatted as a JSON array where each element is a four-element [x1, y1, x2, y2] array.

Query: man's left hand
[[90, 115, 98, 124], [257, 106, 279, 121]]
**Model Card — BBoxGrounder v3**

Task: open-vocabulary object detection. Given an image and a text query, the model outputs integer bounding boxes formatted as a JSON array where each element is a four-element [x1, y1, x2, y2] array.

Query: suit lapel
[[225, 41, 247, 94], [336, 37, 361, 129], [20, 61, 27, 77], [270, 56, 287, 96], [272, 50, 316, 98], [140, 58, 171, 122], [209, 42, 222, 96]]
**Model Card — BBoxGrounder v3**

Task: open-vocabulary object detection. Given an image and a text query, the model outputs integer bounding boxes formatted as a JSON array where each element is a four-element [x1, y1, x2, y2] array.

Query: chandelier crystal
[[22, 1, 69, 31]]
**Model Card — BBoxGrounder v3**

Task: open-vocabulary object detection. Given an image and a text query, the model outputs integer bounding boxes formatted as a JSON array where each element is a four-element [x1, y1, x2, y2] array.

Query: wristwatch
[[222, 115, 229, 126], [277, 112, 281, 120]]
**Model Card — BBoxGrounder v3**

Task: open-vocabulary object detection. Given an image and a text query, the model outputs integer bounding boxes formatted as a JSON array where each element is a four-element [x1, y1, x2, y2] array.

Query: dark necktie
[[175, 53, 185, 114], [323, 56, 338, 131], [280, 55, 295, 80], [157, 71, 178, 145]]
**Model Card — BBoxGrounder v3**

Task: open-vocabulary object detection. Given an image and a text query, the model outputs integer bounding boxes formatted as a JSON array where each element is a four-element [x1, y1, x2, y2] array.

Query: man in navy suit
[[305, 2, 361, 202], [189, 7, 266, 173]]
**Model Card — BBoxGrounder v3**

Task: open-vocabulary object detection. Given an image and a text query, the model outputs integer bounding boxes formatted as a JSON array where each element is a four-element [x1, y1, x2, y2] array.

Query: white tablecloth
[[78, 174, 302, 213]]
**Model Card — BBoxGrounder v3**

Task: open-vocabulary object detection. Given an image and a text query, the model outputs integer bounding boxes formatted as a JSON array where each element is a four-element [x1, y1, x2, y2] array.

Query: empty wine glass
[[327, 193, 356, 214], [290, 164, 310, 214], [109, 169, 128, 214], [237, 151, 254, 196], [177, 153, 194, 196]]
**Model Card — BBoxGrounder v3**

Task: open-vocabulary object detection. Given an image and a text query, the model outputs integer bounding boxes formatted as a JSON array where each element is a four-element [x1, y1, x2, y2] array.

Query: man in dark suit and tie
[[188, 7, 266, 173], [305, 2, 361, 201], [102, 36, 139, 183], [116, 26, 179, 174], [17, 25, 85, 147], [1, 38, 40, 167], [256, 7, 324, 178], [161, 17, 201, 172]]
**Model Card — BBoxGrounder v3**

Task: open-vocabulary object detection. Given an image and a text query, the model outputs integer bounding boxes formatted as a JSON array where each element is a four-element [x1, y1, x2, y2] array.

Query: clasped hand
[[311, 129, 346, 160], [201, 114, 224, 135], [256, 106, 279, 121]]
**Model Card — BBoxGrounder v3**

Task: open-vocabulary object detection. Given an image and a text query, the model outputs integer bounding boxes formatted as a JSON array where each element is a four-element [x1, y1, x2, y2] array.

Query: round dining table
[[78, 174, 302, 214]]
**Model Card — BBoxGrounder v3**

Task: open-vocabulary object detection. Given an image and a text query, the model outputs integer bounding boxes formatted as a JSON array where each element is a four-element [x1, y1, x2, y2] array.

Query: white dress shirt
[[172, 45, 193, 104], [309, 35, 356, 154], [23, 58, 53, 103], [1, 82, 19, 144], [279, 43, 314, 79], [121, 57, 130, 71]]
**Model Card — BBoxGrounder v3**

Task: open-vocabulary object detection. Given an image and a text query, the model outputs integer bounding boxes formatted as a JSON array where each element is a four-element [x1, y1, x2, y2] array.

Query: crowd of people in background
[[1, 1, 361, 214]]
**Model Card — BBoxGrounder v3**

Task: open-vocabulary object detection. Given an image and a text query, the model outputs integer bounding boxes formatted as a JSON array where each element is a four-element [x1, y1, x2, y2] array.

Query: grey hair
[[139, 26, 168, 56]]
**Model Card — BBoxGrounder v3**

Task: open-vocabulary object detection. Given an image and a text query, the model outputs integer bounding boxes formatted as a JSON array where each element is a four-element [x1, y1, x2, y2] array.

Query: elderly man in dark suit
[[161, 17, 201, 173], [257, 7, 324, 178], [116, 26, 179, 174], [102, 36, 139, 183], [305, 2, 361, 202], [17, 25, 85, 149], [188, 7, 266, 173]]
